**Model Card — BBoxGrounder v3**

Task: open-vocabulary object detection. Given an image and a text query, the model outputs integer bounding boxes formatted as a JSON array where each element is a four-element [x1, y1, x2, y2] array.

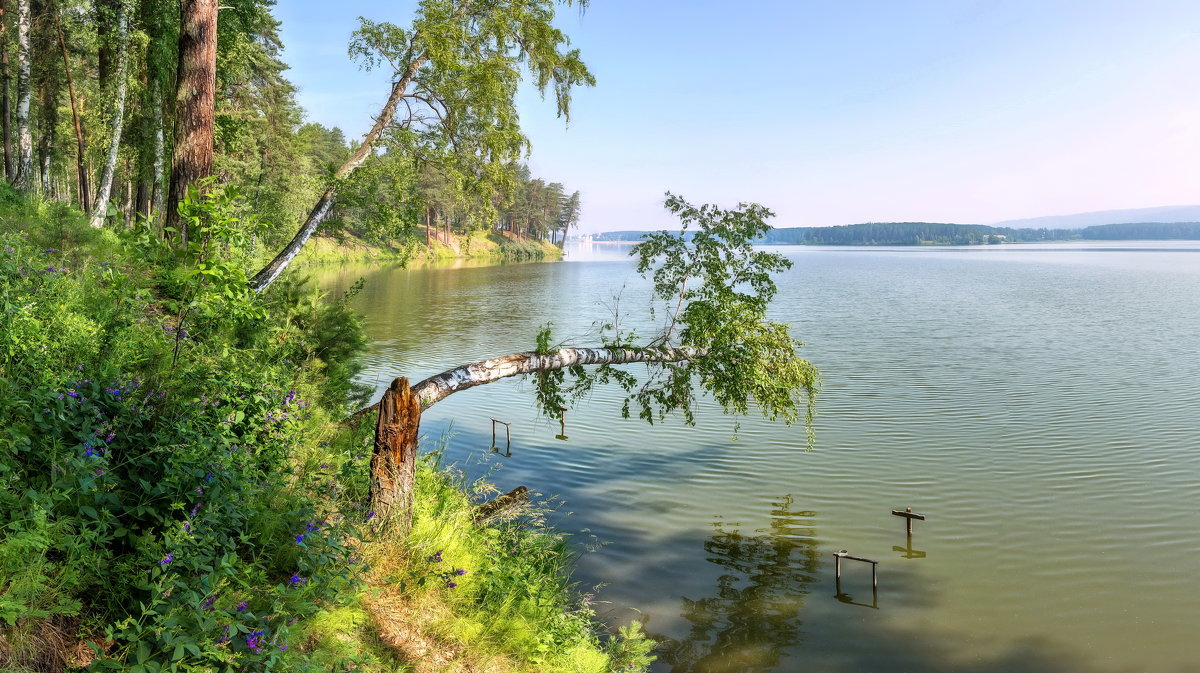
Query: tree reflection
[[655, 495, 821, 673]]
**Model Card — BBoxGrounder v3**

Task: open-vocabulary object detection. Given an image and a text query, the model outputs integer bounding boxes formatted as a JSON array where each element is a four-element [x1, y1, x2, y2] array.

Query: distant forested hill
[[592, 221, 1200, 245]]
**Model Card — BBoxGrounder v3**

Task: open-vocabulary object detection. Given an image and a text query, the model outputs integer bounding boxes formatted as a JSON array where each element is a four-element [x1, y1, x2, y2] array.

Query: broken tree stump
[[370, 377, 422, 531]]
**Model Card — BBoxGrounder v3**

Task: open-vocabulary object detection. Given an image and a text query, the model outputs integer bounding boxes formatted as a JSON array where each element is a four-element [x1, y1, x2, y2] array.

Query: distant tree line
[[593, 221, 1200, 245]]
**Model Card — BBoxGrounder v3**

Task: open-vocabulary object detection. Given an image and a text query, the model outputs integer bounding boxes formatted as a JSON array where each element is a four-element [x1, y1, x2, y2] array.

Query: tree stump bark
[[370, 377, 422, 531]]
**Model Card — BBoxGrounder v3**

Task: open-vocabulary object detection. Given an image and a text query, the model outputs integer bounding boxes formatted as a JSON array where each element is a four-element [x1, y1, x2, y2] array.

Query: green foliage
[[550, 195, 820, 444], [0, 196, 368, 671]]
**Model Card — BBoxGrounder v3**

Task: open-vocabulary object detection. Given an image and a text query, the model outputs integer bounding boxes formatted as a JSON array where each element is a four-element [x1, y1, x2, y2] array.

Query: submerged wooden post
[[891, 507, 926, 535], [370, 377, 422, 531]]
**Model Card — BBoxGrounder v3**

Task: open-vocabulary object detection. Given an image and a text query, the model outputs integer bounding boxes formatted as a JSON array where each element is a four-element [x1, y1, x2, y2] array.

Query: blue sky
[[275, 1, 1200, 232]]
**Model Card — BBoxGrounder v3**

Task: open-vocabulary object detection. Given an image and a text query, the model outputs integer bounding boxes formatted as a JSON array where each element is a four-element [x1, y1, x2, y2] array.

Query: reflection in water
[[654, 496, 820, 673]]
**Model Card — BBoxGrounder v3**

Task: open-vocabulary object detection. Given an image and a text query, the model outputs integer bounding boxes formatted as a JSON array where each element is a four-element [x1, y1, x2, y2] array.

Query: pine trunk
[[88, 1, 129, 229], [55, 5, 88, 212], [12, 0, 31, 192], [165, 0, 217, 242]]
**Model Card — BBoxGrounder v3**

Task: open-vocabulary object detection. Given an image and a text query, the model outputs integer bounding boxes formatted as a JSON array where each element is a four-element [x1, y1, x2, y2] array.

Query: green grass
[[364, 453, 655, 673]]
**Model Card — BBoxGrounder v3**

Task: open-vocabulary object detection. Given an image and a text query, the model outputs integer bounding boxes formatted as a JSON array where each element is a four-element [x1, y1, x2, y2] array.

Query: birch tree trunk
[[1, 0, 11, 182], [364, 346, 705, 523], [88, 0, 129, 229], [165, 0, 217, 242], [247, 53, 428, 292], [11, 0, 31, 193], [149, 74, 165, 218]]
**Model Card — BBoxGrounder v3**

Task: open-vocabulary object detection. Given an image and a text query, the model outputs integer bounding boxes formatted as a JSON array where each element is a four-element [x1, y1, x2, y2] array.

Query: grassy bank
[[293, 228, 563, 268], [0, 189, 649, 672]]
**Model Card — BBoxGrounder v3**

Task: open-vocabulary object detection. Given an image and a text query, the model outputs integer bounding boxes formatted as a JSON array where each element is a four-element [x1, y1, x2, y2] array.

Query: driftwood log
[[473, 486, 530, 523]]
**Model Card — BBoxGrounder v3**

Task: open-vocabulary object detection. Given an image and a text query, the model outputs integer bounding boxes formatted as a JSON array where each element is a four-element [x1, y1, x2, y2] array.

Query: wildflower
[[279, 645, 288, 651], [201, 595, 217, 611], [428, 551, 443, 563], [158, 553, 174, 566], [364, 510, 375, 522], [94, 469, 105, 476], [294, 534, 305, 544], [182, 521, 192, 534], [455, 568, 467, 576], [66, 390, 79, 399], [195, 486, 203, 494], [446, 581, 458, 589], [237, 601, 248, 613], [289, 573, 306, 586], [190, 503, 201, 518], [246, 630, 266, 653], [306, 521, 320, 532], [104, 432, 115, 443]]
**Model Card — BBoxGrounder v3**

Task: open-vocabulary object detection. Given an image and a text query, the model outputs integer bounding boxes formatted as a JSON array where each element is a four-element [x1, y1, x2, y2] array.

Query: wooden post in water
[[891, 507, 925, 535], [371, 377, 421, 532]]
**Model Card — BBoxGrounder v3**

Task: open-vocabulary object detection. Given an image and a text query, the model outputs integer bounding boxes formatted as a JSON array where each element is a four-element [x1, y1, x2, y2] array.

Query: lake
[[315, 240, 1200, 673]]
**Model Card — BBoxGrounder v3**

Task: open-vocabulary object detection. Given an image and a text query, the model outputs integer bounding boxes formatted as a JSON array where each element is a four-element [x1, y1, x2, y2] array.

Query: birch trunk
[[88, 1, 128, 229], [12, 0, 30, 192], [149, 73, 165, 219], [165, 0, 217, 242], [248, 53, 429, 292], [1, 0, 11, 182], [363, 346, 704, 520]]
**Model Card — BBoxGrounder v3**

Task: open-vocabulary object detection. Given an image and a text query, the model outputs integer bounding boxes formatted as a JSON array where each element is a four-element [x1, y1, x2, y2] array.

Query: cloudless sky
[[275, 1, 1200, 232]]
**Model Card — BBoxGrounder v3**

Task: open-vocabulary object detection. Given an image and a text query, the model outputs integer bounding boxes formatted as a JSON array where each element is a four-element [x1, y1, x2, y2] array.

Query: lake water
[[314, 241, 1200, 673]]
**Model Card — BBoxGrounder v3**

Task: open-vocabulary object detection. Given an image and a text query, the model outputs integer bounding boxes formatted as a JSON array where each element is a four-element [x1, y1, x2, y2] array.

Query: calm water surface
[[315, 241, 1200, 673]]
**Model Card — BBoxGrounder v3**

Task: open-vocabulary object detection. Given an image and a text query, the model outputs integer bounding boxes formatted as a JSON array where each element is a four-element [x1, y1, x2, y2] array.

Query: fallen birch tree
[[368, 195, 821, 528]]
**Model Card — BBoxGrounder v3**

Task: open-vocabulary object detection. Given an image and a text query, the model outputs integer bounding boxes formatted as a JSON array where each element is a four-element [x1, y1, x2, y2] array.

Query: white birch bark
[[88, 1, 130, 228], [11, 0, 30, 192]]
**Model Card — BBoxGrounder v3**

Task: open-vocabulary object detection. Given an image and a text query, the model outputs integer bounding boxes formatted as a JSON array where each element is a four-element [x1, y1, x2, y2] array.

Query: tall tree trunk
[[54, 4, 87, 212], [165, 0, 217, 242], [88, 0, 128, 228], [425, 206, 430, 249], [149, 71, 165, 219], [1, 0, 11, 182], [36, 70, 56, 193], [248, 52, 429, 291], [12, 0, 31, 192]]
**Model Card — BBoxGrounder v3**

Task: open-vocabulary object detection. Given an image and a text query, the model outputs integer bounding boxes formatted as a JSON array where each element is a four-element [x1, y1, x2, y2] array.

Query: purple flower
[[279, 645, 288, 651], [182, 521, 192, 534], [190, 503, 201, 518], [364, 510, 375, 522], [237, 601, 248, 613], [428, 551, 443, 563], [455, 568, 467, 576], [289, 573, 306, 586], [294, 534, 305, 544], [104, 432, 115, 443], [158, 553, 174, 566], [201, 595, 217, 611], [67, 390, 79, 399], [446, 581, 458, 589], [306, 521, 320, 532], [246, 630, 266, 653]]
